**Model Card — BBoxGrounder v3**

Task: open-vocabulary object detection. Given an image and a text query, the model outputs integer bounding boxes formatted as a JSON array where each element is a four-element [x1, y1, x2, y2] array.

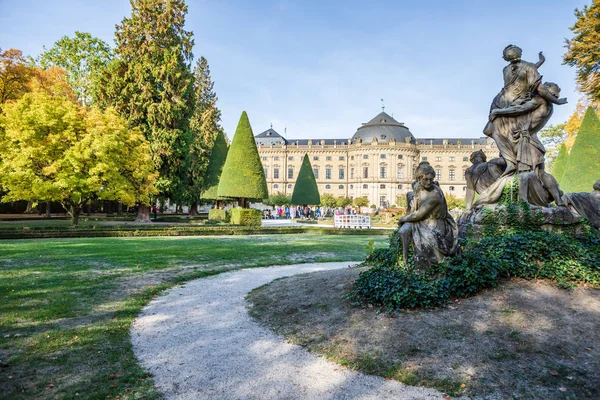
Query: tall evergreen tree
[[200, 130, 228, 205], [292, 154, 320, 206], [217, 111, 267, 207], [561, 107, 600, 193], [186, 56, 223, 215], [550, 143, 568, 186], [95, 0, 194, 222]]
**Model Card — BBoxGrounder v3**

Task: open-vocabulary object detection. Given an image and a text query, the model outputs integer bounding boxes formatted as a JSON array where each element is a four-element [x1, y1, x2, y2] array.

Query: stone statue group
[[398, 45, 600, 272]]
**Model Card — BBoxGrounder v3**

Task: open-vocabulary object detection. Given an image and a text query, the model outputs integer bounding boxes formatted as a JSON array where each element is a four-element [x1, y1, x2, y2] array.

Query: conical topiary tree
[[550, 143, 568, 186], [200, 130, 229, 206], [561, 107, 600, 193], [217, 111, 268, 207], [291, 154, 320, 206]]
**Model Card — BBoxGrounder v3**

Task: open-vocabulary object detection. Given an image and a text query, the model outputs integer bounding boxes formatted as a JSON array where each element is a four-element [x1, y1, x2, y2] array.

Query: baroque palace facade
[[255, 111, 497, 208]]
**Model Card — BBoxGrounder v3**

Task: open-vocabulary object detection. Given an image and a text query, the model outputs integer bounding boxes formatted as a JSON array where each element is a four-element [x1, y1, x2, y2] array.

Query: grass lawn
[[0, 234, 388, 399]]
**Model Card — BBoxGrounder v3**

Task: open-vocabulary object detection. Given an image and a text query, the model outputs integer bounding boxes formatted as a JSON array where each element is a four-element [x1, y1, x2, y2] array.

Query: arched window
[[339, 185, 344, 189], [449, 186, 455, 191], [274, 184, 279, 189], [287, 184, 292, 189], [325, 184, 331, 189], [362, 184, 368, 189]]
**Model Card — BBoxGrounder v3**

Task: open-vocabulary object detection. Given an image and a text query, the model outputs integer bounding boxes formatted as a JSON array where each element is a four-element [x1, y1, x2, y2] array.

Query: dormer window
[[381, 135, 386, 140]]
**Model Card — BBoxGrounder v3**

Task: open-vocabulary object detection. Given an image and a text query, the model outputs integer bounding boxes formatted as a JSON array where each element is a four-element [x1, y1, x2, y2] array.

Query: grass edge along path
[[0, 234, 388, 399]]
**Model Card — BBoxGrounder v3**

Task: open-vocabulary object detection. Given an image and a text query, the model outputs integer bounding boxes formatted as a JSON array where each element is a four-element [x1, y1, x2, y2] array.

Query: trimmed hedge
[[0, 225, 391, 240], [208, 209, 229, 222], [229, 208, 261, 226]]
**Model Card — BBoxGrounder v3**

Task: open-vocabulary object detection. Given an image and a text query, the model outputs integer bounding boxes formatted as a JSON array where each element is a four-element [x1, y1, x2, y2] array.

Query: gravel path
[[131, 262, 444, 399]]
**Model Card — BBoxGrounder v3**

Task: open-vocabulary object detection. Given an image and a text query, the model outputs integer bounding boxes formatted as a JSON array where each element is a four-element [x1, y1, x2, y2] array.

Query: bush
[[208, 209, 229, 222], [349, 203, 600, 311], [229, 208, 262, 226]]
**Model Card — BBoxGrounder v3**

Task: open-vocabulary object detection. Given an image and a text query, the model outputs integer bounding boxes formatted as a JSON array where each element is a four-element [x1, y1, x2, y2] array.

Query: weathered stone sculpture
[[398, 162, 458, 272], [475, 45, 567, 207], [563, 180, 600, 228], [465, 150, 506, 210]]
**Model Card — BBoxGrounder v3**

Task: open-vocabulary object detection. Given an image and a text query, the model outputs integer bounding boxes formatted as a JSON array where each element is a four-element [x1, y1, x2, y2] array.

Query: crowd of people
[[263, 205, 361, 219]]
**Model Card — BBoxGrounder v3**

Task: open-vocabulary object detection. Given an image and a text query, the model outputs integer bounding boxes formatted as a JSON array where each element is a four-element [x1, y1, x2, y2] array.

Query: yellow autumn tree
[[0, 90, 157, 226]]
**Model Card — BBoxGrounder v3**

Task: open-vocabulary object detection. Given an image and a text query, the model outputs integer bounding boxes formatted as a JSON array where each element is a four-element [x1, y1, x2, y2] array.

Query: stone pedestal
[[458, 204, 583, 240]]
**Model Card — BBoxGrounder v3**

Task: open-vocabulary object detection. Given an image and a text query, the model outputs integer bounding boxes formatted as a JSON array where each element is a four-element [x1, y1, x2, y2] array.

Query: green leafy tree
[[353, 196, 369, 208], [266, 192, 292, 206], [540, 123, 566, 167], [38, 32, 113, 105], [551, 143, 569, 185], [186, 56, 223, 215], [200, 130, 229, 206], [0, 91, 157, 226], [291, 154, 320, 206], [217, 111, 268, 207], [561, 107, 600, 193], [564, 1, 600, 103], [95, 0, 194, 222], [320, 193, 337, 208], [335, 196, 353, 208]]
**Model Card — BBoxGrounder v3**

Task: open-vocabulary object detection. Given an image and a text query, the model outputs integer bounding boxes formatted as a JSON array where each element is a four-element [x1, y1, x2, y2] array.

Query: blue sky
[[0, 0, 588, 140]]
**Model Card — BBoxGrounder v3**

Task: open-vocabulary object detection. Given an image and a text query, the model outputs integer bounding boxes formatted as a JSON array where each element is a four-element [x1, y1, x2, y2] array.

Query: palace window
[[288, 184, 292, 189], [262, 156, 268, 161], [450, 156, 455, 162], [339, 185, 344, 189], [380, 154, 387, 159], [326, 156, 332, 161], [350, 168, 354, 179], [463, 157, 469, 161], [380, 166, 387, 178], [289, 156, 294, 161], [449, 186, 455, 191], [397, 167, 403, 179], [435, 169, 441, 180], [325, 184, 331, 189], [380, 184, 386, 189], [313, 168, 319, 179], [339, 169, 345, 179], [274, 184, 279, 188], [351, 156, 354, 160], [422, 156, 428, 161], [435, 156, 441, 161], [363, 184, 368, 189], [326, 168, 332, 179], [274, 156, 280, 161], [449, 169, 455, 181], [288, 168, 294, 179], [273, 168, 280, 179], [398, 184, 403, 189], [363, 154, 368, 159], [263, 168, 267, 178], [398, 154, 403, 159], [350, 184, 354, 189], [339, 156, 345, 161], [380, 196, 387, 207], [363, 167, 369, 178], [313, 156, 319, 161]]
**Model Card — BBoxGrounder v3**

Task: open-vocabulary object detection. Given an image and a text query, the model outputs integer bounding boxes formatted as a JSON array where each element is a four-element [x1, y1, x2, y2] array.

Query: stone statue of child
[[398, 162, 458, 273]]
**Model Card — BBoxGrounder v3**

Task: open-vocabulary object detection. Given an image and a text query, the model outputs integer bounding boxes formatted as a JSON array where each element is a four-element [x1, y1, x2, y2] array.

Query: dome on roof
[[351, 112, 415, 143]]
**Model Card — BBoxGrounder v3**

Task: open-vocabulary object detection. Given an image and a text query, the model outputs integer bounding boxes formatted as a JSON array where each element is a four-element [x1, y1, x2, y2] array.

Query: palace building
[[255, 111, 497, 208]]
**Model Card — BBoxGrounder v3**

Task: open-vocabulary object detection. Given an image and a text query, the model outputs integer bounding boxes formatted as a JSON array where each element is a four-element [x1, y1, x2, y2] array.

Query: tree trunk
[[24, 200, 35, 214], [135, 204, 152, 223], [45, 203, 51, 218], [70, 205, 81, 228], [176, 204, 183, 214], [189, 202, 199, 216], [117, 203, 123, 216], [86, 203, 92, 216]]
